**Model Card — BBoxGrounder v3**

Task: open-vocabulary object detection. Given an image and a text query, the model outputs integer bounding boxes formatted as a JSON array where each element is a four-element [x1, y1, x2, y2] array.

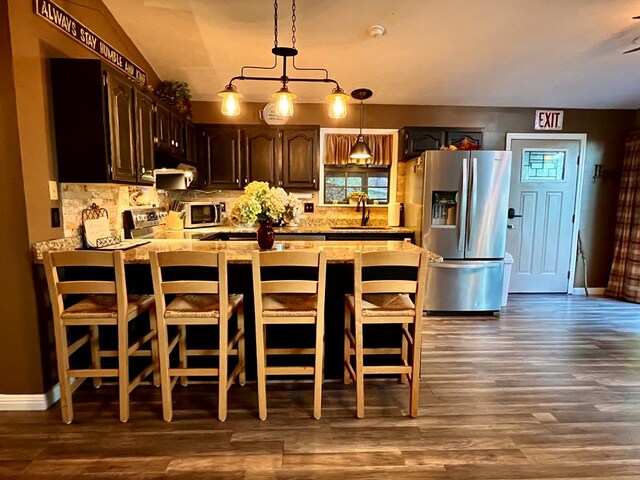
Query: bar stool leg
[[400, 322, 409, 385], [118, 318, 130, 423], [149, 306, 160, 387], [409, 321, 423, 418], [255, 320, 268, 421], [89, 326, 102, 389], [178, 325, 188, 386], [237, 304, 246, 386], [313, 316, 325, 420], [156, 316, 173, 422], [218, 317, 229, 422], [54, 322, 74, 424], [343, 299, 352, 385], [354, 318, 366, 419]]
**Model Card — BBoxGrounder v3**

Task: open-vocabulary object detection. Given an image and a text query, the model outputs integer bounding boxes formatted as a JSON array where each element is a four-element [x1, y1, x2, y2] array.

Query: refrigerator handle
[[467, 156, 478, 251], [458, 159, 468, 252]]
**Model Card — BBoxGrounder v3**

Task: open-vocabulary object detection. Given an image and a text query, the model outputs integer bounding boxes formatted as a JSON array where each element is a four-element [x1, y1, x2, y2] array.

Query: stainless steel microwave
[[183, 202, 223, 228]]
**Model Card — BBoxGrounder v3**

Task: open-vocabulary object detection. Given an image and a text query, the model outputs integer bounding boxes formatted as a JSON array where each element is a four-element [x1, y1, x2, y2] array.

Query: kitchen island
[[32, 239, 441, 379]]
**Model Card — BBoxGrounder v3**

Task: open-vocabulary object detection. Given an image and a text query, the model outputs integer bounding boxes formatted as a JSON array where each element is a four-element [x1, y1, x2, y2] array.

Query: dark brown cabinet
[[155, 103, 172, 152], [50, 58, 154, 184], [134, 89, 156, 184], [281, 128, 319, 189], [241, 126, 319, 189], [198, 125, 320, 190], [199, 126, 241, 190], [185, 122, 198, 165], [399, 127, 483, 160], [171, 114, 185, 157], [105, 70, 137, 183], [242, 127, 280, 187]]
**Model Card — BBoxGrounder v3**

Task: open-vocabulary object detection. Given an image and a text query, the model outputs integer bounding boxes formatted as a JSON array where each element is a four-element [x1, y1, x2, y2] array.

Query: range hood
[[154, 163, 196, 190]]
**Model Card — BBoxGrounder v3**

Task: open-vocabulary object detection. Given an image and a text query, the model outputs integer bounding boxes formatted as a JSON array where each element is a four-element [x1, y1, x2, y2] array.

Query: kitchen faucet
[[355, 195, 370, 226]]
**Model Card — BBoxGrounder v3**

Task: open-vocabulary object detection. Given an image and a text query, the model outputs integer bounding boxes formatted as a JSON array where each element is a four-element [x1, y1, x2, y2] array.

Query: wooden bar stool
[[43, 250, 159, 424], [252, 250, 327, 420], [344, 250, 428, 418], [149, 251, 245, 422]]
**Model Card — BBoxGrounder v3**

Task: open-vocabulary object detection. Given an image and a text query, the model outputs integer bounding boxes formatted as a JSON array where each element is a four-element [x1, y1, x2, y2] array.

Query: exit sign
[[535, 110, 564, 130]]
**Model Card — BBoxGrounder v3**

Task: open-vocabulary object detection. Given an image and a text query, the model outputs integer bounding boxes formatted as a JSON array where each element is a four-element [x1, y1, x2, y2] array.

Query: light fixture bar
[[218, 0, 349, 118]]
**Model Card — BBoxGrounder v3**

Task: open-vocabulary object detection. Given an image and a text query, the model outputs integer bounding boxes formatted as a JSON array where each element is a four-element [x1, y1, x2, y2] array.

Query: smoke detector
[[368, 25, 386, 38]]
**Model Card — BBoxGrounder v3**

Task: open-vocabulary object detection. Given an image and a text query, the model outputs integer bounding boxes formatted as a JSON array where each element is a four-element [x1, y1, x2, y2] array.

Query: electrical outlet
[[51, 208, 61, 228], [304, 202, 314, 213]]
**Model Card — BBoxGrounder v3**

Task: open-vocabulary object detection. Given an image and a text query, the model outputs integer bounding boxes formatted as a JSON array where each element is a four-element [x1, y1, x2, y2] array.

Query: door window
[[521, 149, 566, 182]]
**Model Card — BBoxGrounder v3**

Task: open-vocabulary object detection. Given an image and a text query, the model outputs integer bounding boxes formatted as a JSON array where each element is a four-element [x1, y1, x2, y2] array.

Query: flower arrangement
[[272, 187, 302, 225], [348, 191, 367, 205], [231, 181, 286, 226]]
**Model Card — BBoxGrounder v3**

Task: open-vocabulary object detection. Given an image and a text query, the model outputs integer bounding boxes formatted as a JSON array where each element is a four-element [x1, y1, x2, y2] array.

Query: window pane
[[368, 176, 388, 187], [367, 187, 388, 202], [326, 176, 346, 186], [324, 166, 390, 205], [325, 187, 346, 203], [346, 177, 363, 187]]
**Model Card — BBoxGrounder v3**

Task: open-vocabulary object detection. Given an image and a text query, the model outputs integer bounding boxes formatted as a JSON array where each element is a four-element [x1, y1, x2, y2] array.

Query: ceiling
[[103, 0, 640, 109]]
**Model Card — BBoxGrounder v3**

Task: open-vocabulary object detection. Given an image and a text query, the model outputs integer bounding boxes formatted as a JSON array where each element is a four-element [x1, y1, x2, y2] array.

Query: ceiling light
[[368, 25, 386, 38], [349, 88, 373, 160], [218, 0, 349, 119]]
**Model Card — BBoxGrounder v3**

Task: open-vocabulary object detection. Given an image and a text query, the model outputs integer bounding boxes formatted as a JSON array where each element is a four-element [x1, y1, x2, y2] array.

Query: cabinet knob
[[141, 167, 145, 174], [278, 180, 283, 186], [153, 136, 158, 145], [313, 178, 316, 184], [236, 178, 239, 184], [244, 178, 248, 184]]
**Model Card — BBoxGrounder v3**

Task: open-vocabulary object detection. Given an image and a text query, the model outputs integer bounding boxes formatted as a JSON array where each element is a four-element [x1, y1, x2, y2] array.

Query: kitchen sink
[[330, 226, 391, 230]]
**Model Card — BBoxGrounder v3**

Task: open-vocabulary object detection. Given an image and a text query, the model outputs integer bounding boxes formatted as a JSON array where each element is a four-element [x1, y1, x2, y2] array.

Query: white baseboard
[[0, 383, 60, 411], [572, 287, 606, 296]]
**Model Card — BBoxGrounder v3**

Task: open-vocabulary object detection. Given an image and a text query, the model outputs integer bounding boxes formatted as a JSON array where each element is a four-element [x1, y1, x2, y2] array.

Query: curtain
[[606, 131, 640, 302], [324, 134, 393, 166]]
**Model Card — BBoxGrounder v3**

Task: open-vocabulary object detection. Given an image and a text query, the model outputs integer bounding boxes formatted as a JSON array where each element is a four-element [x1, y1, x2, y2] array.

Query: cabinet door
[[105, 70, 137, 183], [446, 130, 483, 149], [402, 127, 445, 158], [171, 114, 185, 157], [185, 122, 198, 164], [282, 128, 319, 190], [202, 126, 241, 189], [155, 103, 172, 151], [134, 89, 155, 184], [242, 127, 280, 187]]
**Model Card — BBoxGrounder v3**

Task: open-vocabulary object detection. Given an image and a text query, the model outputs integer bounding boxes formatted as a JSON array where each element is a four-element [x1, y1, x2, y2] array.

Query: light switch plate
[[48, 181, 59, 201]]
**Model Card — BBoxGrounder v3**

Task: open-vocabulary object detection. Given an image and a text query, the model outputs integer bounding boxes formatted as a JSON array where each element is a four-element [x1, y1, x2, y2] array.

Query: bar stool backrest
[[354, 250, 428, 314], [44, 250, 126, 319], [149, 251, 228, 314]]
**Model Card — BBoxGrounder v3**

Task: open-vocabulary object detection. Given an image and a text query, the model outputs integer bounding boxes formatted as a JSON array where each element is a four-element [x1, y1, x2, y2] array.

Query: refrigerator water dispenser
[[431, 191, 457, 226]]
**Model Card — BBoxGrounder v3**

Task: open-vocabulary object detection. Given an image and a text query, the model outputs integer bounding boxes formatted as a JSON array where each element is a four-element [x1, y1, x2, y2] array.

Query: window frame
[[319, 128, 398, 207], [324, 164, 391, 205]]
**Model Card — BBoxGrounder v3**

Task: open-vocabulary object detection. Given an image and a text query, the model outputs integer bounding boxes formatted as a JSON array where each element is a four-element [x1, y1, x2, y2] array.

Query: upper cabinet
[[399, 127, 483, 160], [51, 59, 152, 184], [200, 125, 320, 190], [198, 126, 241, 190], [50, 58, 192, 185]]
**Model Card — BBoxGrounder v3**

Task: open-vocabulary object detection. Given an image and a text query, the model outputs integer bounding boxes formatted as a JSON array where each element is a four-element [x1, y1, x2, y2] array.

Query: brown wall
[[0, 0, 46, 394], [193, 102, 635, 288], [1, 0, 160, 394]]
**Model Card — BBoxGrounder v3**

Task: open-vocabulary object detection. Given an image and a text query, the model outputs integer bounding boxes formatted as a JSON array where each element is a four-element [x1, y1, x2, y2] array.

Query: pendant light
[[349, 88, 373, 160], [218, 0, 349, 119]]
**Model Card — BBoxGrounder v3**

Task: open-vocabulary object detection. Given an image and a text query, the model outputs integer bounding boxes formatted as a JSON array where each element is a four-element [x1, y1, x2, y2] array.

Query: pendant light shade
[[272, 85, 296, 117], [218, 85, 243, 117], [326, 87, 350, 119], [350, 135, 372, 159], [349, 88, 373, 161]]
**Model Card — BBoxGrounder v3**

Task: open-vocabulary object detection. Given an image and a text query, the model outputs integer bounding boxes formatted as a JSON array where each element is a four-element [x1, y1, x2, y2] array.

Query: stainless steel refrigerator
[[405, 150, 512, 312]]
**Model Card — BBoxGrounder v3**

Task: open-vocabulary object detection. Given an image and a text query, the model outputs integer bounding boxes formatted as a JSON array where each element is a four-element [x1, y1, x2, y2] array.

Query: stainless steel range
[[123, 208, 212, 240]]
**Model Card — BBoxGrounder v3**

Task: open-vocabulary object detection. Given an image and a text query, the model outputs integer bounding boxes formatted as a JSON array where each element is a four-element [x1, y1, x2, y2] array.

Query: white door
[[506, 138, 580, 293]]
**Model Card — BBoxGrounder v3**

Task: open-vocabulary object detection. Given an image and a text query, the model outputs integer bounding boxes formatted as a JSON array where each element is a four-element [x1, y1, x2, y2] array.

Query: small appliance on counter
[[123, 207, 216, 240], [182, 201, 224, 228]]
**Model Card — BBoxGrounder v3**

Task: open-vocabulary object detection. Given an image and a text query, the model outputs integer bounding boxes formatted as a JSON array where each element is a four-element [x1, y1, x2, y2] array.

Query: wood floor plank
[[1, 295, 639, 479]]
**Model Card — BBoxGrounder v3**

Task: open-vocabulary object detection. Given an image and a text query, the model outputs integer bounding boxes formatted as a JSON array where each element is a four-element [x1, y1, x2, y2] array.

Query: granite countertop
[[32, 237, 441, 265], [179, 225, 415, 236]]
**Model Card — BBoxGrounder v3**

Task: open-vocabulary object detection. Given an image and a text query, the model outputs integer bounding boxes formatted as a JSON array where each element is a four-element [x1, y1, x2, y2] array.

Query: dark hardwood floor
[[2, 294, 640, 479]]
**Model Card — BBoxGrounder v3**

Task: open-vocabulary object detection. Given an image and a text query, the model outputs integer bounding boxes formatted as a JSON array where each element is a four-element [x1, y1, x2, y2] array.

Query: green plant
[[154, 80, 192, 113]]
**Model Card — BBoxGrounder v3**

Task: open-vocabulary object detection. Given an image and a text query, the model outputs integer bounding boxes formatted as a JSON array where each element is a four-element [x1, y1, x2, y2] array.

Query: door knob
[[507, 208, 522, 219], [507, 224, 515, 229]]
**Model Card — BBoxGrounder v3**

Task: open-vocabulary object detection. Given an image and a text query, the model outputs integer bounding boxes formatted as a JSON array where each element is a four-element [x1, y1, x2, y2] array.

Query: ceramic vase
[[257, 219, 275, 249]]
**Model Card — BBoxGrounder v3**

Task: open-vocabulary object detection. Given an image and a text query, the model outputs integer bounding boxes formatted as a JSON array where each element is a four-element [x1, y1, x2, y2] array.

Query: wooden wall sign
[[33, 0, 147, 85]]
